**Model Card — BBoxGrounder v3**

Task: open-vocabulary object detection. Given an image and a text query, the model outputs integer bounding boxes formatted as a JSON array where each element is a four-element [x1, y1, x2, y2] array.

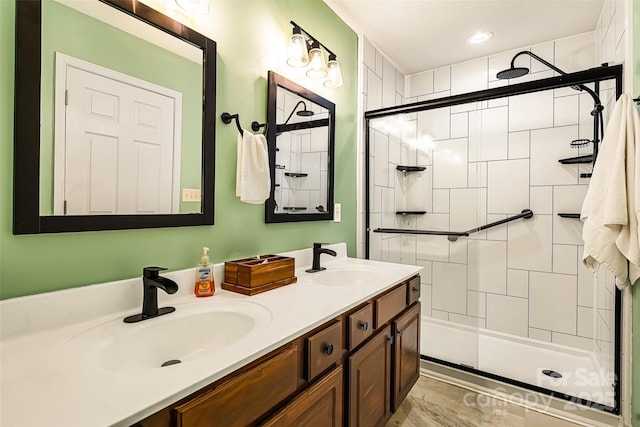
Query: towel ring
[[221, 112, 244, 135]]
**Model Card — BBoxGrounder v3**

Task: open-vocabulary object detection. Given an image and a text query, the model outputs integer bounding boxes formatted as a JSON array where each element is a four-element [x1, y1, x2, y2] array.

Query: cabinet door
[[261, 365, 343, 427], [392, 302, 420, 411], [347, 325, 392, 427]]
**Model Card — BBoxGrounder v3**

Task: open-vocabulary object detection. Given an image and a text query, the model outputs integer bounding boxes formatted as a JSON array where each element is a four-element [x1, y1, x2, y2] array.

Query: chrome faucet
[[306, 243, 337, 273], [124, 267, 179, 323]]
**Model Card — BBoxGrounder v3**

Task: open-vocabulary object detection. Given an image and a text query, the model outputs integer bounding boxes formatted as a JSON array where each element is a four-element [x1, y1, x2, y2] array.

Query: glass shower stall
[[364, 64, 622, 413]]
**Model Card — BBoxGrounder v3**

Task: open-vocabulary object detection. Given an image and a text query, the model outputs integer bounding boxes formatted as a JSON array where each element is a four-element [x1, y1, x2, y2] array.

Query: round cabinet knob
[[360, 321, 369, 331], [325, 344, 334, 356]]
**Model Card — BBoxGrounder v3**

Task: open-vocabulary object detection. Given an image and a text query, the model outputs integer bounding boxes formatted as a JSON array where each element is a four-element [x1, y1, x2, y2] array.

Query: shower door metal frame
[[364, 64, 623, 414]]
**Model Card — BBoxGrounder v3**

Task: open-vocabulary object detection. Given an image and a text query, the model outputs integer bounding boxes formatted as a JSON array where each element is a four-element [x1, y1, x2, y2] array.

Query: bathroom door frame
[[363, 64, 624, 414]]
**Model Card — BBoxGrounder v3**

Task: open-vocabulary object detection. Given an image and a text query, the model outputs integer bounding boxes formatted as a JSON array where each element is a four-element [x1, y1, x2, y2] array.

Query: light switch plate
[[334, 203, 341, 222], [182, 188, 201, 202]]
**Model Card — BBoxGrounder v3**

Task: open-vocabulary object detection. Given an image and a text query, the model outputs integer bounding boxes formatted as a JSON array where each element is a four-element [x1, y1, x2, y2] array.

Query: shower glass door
[[365, 70, 621, 412]]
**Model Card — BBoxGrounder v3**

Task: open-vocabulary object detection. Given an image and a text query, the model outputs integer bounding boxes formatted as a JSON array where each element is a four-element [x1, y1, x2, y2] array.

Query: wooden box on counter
[[222, 255, 297, 296]]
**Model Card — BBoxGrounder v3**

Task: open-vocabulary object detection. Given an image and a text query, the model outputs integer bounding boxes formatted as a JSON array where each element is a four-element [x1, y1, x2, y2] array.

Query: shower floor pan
[[420, 317, 615, 409]]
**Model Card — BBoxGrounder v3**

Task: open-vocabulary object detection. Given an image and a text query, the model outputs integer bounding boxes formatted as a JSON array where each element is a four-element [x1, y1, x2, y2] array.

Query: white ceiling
[[324, 0, 604, 75]]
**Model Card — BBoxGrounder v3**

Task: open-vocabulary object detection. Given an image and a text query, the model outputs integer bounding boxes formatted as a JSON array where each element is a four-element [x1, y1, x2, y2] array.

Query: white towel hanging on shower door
[[581, 94, 640, 289]]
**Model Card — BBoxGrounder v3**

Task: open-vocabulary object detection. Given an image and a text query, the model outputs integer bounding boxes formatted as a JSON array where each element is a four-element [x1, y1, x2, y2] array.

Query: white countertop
[[0, 244, 421, 427]]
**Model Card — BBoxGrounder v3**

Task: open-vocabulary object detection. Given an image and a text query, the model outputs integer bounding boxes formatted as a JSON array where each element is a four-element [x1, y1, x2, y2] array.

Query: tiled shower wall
[[368, 32, 608, 353]]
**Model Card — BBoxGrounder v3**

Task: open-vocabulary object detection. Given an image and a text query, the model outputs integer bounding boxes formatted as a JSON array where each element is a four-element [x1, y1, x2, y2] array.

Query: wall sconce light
[[286, 21, 343, 88]]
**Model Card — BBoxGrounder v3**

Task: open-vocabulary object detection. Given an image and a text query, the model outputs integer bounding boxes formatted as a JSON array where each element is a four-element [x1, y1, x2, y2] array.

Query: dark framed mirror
[[13, 0, 216, 234], [265, 71, 335, 223]]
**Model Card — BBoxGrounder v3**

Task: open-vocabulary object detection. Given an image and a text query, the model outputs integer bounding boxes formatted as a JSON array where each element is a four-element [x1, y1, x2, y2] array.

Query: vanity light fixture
[[175, 0, 210, 15], [286, 21, 343, 88]]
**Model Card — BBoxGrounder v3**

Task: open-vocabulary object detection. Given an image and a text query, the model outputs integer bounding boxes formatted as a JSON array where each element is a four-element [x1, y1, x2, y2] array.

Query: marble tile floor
[[386, 375, 585, 427]]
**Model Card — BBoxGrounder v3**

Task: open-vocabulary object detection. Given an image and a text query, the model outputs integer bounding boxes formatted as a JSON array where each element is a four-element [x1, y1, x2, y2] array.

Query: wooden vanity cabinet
[[392, 302, 421, 411], [133, 275, 421, 427], [347, 325, 392, 427]]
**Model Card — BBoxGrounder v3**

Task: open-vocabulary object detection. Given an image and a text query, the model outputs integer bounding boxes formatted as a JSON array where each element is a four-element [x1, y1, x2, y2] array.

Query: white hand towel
[[236, 130, 271, 204], [581, 94, 640, 289]]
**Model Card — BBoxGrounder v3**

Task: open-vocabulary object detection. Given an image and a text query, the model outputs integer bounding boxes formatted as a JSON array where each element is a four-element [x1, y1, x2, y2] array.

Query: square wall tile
[[509, 90, 554, 132], [450, 188, 487, 231], [554, 184, 588, 214], [417, 235, 449, 263], [530, 41, 555, 74], [451, 112, 469, 138], [433, 138, 468, 189], [408, 70, 433, 98], [434, 67, 450, 92], [530, 186, 553, 215], [508, 214, 553, 272], [469, 107, 508, 161], [554, 32, 596, 74], [529, 328, 552, 342], [432, 189, 449, 213], [467, 290, 486, 318], [486, 294, 528, 337], [383, 59, 397, 108], [529, 271, 577, 335], [554, 95, 579, 127], [432, 262, 467, 314], [468, 240, 507, 294], [507, 269, 529, 298], [468, 162, 488, 188], [487, 159, 529, 214], [449, 239, 468, 264], [451, 58, 489, 95], [486, 214, 507, 241], [530, 126, 580, 186], [578, 306, 594, 338], [418, 107, 450, 141], [367, 69, 383, 111], [553, 215, 584, 246], [509, 131, 530, 159], [553, 244, 578, 275]]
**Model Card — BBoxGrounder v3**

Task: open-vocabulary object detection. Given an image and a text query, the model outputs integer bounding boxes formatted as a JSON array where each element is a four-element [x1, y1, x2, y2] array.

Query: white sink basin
[[55, 300, 272, 372], [311, 268, 381, 286]]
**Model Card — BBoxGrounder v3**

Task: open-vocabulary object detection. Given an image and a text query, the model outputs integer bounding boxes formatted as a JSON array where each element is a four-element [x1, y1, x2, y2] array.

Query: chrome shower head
[[496, 66, 530, 80]]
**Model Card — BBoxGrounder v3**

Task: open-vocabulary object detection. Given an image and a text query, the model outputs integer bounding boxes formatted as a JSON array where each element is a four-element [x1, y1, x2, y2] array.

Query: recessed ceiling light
[[467, 31, 493, 44]]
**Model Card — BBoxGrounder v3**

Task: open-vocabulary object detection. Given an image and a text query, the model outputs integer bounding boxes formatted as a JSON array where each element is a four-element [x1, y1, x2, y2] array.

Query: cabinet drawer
[[406, 276, 421, 305], [306, 319, 343, 381], [261, 365, 343, 427], [347, 303, 373, 351], [375, 285, 407, 329], [174, 345, 298, 427]]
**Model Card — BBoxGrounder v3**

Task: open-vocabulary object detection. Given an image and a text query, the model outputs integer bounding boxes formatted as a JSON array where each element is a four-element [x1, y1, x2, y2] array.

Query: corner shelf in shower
[[396, 211, 427, 216], [282, 206, 307, 211], [558, 154, 593, 164], [396, 165, 427, 173], [557, 213, 581, 219], [284, 172, 308, 178]]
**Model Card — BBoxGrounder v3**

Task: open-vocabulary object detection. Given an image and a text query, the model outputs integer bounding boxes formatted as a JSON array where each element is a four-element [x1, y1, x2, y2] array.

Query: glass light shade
[[287, 32, 309, 67], [324, 57, 343, 88], [306, 45, 327, 79], [175, 0, 210, 14]]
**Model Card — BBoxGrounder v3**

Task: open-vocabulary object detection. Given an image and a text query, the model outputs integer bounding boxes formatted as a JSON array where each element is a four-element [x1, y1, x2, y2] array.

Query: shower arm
[[281, 101, 307, 127], [510, 51, 602, 106]]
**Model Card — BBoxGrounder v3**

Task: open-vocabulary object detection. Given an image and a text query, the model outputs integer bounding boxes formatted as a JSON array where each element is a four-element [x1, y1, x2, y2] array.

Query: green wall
[[633, 1, 640, 424], [0, 0, 358, 299]]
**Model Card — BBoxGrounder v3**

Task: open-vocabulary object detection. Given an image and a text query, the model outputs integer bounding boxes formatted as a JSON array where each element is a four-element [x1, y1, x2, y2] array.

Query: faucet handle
[[143, 266, 167, 278]]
